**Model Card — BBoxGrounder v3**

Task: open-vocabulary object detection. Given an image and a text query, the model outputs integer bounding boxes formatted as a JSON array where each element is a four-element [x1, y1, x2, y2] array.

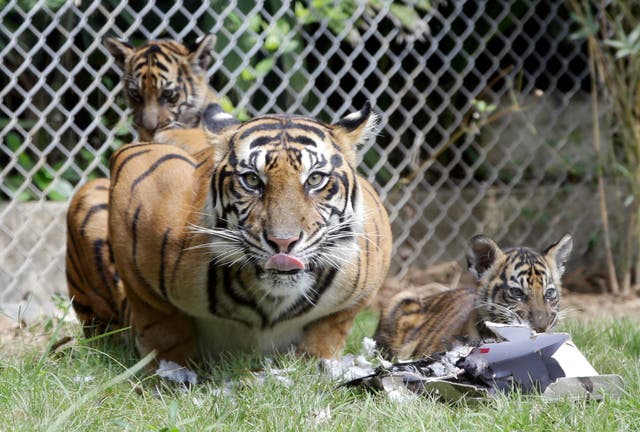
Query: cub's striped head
[[105, 34, 217, 141], [199, 104, 378, 294], [466, 234, 573, 332]]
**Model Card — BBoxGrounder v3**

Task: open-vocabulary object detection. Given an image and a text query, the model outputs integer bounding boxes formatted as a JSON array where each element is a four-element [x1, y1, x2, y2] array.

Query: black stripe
[[184, 67, 195, 97], [287, 122, 326, 140], [65, 267, 86, 296], [92, 239, 109, 290], [91, 239, 118, 313], [223, 268, 257, 310], [66, 219, 84, 276], [107, 238, 116, 264], [351, 235, 362, 300], [324, 175, 342, 201], [131, 205, 142, 261], [170, 232, 188, 289], [239, 122, 284, 140], [249, 135, 280, 148], [112, 148, 153, 186], [80, 203, 107, 234], [159, 228, 171, 298], [196, 157, 210, 169], [140, 315, 166, 333], [155, 41, 185, 56], [158, 337, 195, 358], [155, 49, 174, 64], [234, 270, 267, 327], [286, 134, 317, 147], [130, 154, 196, 193], [71, 298, 94, 316], [272, 268, 337, 326], [120, 297, 130, 326], [156, 61, 169, 72], [350, 171, 358, 209], [207, 261, 217, 314], [303, 226, 324, 250]]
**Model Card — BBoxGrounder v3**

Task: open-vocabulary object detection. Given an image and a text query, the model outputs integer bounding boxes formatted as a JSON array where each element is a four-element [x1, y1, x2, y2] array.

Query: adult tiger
[[66, 103, 392, 367], [104, 33, 218, 150]]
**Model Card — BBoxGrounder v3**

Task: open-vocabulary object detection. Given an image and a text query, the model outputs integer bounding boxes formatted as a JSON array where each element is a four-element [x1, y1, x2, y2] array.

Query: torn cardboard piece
[[342, 323, 624, 402]]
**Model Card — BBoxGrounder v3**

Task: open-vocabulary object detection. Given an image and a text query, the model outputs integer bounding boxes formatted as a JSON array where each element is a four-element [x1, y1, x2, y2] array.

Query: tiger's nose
[[266, 234, 300, 254], [531, 312, 549, 332], [142, 107, 159, 131]]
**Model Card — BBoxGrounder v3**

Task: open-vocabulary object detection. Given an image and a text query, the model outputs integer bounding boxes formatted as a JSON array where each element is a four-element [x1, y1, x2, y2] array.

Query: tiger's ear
[[466, 235, 504, 281], [331, 102, 379, 166], [104, 37, 133, 69], [202, 103, 240, 164], [188, 33, 216, 73], [544, 233, 573, 277]]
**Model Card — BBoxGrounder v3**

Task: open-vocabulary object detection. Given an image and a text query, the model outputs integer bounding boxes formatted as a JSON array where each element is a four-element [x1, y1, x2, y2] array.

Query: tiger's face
[[105, 35, 217, 141], [200, 104, 376, 295], [466, 234, 573, 332]]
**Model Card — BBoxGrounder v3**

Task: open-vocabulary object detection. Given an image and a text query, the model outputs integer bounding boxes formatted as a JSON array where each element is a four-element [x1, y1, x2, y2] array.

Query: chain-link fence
[[1, 0, 605, 313]]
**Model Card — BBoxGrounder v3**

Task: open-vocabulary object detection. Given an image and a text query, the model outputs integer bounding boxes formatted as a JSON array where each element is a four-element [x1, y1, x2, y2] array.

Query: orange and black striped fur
[[104, 34, 218, 148], [374, 234, 573, 359], [66, 103, 392, 367]]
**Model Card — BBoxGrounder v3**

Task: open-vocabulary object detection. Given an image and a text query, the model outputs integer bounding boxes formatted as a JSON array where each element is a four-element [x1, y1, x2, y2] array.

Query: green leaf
[[389, 4, 421, 31], [61, 167, 80, 182], [471, 99, 497, 114], [276, 18, 291, 35], [47, 178, 74, 201], [5, 175, 36, 201], [5, 132, 22, 152], [604, 39, 627, 49], [226, 11, 243, 30], [218, 96, 236, 115], [283, 40, 300, 53], [248, 14, 263, 32], [569, 11, 599, 40], [17, 152, 35, 171], [415, 0, 431, 10], [15, 190, 35, 201], [294, 3, 312, 23], [241, 68, 255, 81], [46, 0, 67, 10], [254, 58, 275, 76], [79, 148, 95, 162], [33, 170, 51, 190], [264, 34, 280, 52]]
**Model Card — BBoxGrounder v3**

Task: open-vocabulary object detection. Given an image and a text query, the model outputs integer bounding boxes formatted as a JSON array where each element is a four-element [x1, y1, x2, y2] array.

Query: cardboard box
[[343, 323, 624, 402]]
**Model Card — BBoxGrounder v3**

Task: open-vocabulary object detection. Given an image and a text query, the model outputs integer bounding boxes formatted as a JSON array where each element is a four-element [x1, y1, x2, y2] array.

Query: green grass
[[1, 310, 639, 432]]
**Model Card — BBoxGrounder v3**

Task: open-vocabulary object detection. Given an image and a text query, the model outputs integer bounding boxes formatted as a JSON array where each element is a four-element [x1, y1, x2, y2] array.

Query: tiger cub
[[374, 234, 573, 359], [66, 103, 392, 367], [104, 33, 218, 150]]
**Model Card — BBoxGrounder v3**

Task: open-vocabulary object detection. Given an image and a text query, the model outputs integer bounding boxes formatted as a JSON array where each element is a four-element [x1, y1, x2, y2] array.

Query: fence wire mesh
[[1, 0, 602, 311]]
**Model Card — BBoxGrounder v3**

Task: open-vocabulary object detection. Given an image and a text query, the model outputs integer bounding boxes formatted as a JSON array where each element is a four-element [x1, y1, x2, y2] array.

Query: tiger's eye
[[128, 87, 141, 101], [509, 286, 525, 300], [161, 88, 178, 103], [242, 173, 262, 191], [306, 172, 327, 188], [544, 287, 557, 300]]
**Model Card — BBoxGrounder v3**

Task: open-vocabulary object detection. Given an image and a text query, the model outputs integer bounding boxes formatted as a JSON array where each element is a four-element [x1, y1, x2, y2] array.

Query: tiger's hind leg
[[66, 178, 127, 335]]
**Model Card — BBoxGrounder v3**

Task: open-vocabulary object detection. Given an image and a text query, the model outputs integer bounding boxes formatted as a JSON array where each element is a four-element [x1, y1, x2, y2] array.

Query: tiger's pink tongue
[[264, 253, 305, 272]]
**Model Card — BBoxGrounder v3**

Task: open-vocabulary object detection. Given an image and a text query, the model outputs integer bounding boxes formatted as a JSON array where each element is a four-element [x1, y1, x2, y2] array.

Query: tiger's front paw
[[297, 331, 347, 359]]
